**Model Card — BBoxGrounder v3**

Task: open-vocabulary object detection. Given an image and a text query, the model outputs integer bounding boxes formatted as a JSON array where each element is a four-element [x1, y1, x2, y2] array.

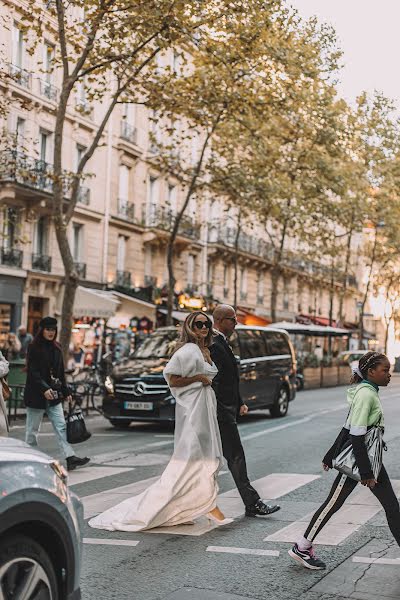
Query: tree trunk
[[338, 214, 355, 324], [270, 267, 280, 323], [358, 229, 378, 350]]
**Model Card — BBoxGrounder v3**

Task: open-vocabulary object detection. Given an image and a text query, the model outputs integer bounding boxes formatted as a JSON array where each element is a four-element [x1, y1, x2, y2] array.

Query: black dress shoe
[[67, 456, 90, 471], [245, 499, 280, 517]]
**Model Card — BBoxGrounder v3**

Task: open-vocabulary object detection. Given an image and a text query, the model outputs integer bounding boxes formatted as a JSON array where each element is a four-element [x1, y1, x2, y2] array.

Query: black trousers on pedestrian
[[218, 421, 260, 507], [304, 465, 400, 545]]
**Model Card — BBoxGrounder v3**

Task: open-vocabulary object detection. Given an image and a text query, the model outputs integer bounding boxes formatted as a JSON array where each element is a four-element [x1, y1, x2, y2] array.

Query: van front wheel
[[270, 386, 289, 418]]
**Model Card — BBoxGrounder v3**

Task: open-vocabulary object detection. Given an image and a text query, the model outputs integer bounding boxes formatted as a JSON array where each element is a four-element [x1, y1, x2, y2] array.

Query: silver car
[[0, 437, 83, 599]]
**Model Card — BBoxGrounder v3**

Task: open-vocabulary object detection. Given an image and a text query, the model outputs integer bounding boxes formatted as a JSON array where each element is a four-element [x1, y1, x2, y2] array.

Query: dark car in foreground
[[103, 325, 296, 427], [0, 437, 83, 599]]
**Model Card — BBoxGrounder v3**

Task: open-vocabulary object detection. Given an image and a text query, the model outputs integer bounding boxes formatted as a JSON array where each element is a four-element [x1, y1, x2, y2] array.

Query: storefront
[[0, 274, 24, 347]]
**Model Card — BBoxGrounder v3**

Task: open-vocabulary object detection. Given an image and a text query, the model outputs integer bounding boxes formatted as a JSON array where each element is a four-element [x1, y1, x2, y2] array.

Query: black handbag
[[66, 405, 91, 444]]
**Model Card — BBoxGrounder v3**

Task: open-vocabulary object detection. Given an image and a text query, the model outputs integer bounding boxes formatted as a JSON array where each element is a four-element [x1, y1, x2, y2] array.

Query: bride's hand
[[197, 375, 212, 386]]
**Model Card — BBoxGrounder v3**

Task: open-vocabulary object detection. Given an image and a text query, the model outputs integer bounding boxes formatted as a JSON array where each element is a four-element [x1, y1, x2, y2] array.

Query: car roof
[[154, 325, 290, 338]]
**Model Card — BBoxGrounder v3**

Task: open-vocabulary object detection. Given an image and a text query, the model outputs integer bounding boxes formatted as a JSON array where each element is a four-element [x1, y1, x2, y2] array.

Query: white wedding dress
[[89, 343, 224, 531]]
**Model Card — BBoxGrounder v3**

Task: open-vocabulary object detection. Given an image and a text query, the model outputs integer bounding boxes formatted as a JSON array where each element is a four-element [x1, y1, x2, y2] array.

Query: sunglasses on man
[[194, 320, 212, 330]]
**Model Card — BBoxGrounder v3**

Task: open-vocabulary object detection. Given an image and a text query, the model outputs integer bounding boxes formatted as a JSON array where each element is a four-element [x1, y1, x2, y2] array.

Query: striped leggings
[[304, 465, 400, 545]]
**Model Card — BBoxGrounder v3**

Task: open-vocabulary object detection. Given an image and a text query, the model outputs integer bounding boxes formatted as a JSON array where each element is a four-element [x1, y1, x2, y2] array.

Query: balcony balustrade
[[38, 78, 59, 102], [32, 253, 52, 272], [74, 262, 86, 279], [0, 150, 54, 193], [144, 204, 201, 240], [144, 275, 157, 287], [9, 64, 31, 89], [75, 99, 93, 116], [116, 270, 131, 288], [117, 199, 135, 222], [208, 225, 275, 262], [1, 248, 23, 268], [120, 121, 137, 144], [77, 186, 90, 206]]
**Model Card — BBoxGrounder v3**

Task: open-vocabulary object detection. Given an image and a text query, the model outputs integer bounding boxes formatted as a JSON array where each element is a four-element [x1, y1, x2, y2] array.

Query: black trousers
[[304, 465, 400, 545], [218, 421, 260, 507]]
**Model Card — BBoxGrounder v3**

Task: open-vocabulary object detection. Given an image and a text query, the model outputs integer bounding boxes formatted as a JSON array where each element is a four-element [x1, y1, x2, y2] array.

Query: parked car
[[339, 350, 365, 373], [102, 325, 297, 427], [0, 437, 83, 600]]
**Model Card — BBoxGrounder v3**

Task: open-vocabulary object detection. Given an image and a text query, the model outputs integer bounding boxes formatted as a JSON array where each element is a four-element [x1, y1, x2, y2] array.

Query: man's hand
[[198, 375, 212, 386], [361, 478, 378, 489], [239, 404, 248, 416], [44, 389, 54, 401]]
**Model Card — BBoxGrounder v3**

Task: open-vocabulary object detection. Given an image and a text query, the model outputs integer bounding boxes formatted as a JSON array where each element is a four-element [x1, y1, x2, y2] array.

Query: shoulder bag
[[332, 420, 384, 481], [1, 378, 10, 402]]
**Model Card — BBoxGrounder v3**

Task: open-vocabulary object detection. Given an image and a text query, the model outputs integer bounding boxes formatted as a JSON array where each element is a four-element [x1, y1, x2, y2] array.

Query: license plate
[[124, 401, 154, 411]]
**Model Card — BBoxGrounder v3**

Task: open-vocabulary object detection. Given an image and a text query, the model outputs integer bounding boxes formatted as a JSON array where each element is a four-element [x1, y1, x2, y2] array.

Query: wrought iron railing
[[120, 121, 137, 144], [144, 275, 157, 287], [117, 199, 135, 222], [32, 253, 52, 272], [38, 78, 59, 102], [77, 186, 90, 205], [143, 204, 201, 240], [116, 271, 131, 288], [9, 64, 31, 89], [208, 225, 275, 262], [74, 262, 86, 279], [75, 98, 93, 116], [1, 248, 23, 268], [0, 150, 54, 193]]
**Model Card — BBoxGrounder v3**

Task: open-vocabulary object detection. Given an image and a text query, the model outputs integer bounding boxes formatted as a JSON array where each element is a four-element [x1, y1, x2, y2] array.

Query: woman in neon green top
[[289, 351, 400, 571]]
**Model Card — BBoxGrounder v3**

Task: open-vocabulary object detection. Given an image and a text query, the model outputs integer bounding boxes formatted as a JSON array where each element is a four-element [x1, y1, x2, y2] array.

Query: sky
[[289, 0, 400, 107]]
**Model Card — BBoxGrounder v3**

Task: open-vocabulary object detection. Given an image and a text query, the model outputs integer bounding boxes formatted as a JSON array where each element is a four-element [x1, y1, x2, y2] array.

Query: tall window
[[15, 117, 25, 148], [257, 272, 264, 303], [149, 177, 158, 207], [167, 184, 177, 214], [117, 235, 126, 271], [76, 144, 86, 172], [43, 43, 54, 82], [34, 217, 48, 255], [39, 130, 51, 163], [240, 267, 247, 295], [12, 24, 24, 68], [72, 223, 84, 262], [122, 103, 135, 125], [187, 254, 195, 288], [118, 165, 130, 203], [223, 265, 230, 296], [2, 208, 18, 249]]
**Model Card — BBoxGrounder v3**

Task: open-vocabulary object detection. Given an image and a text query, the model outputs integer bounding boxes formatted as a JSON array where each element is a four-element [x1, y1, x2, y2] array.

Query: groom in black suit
[[210, 304, 280, 517]]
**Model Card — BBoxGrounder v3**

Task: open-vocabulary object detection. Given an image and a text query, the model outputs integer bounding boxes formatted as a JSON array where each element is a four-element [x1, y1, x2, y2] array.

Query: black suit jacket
[[210, 333, 243, 424]]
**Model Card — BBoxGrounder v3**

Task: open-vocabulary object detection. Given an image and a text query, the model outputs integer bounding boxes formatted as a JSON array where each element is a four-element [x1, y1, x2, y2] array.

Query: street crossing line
[[68, 465, 135, 486], [83, 538, 140, 547], [352, 557, 400, 566], [82, 476, 159, 518], [206, 546, 279, 557], [241, 405, 347, 442], [82, 473, 320, 537], [264, 479, 400, 546]]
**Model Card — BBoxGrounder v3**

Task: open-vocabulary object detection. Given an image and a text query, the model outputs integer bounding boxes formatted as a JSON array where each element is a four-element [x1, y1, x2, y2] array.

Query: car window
[[228, 331, 240, 358], [238, 330, 267, 359], [263, 331, 291, 356], [133, 330, 179, 358]]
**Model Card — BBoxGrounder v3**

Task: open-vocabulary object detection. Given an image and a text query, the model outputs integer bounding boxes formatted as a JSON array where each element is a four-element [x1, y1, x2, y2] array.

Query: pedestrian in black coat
[[210, 304, 280, 517], [24, 316, 90, 471]]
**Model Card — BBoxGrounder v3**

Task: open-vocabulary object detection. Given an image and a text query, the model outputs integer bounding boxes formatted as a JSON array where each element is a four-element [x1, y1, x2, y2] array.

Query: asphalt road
[[10, 377, 400, 600]]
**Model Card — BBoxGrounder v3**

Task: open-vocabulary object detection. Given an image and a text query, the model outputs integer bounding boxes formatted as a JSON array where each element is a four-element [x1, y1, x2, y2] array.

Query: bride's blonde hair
[[173, 311, 213, 353]]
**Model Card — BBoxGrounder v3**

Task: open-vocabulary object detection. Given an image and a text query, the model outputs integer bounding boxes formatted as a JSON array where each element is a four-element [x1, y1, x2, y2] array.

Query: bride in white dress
[[89, 311, 228, 532]]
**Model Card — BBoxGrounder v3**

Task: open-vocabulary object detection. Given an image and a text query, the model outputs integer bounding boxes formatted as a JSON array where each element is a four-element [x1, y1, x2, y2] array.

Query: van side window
[[239, 330, 267, 359], [263, 331, 290, 356], [228, 331, 240, 358]]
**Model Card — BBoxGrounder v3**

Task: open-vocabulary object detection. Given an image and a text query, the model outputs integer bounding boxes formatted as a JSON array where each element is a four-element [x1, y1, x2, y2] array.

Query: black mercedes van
[[102, 325, 297, 427]]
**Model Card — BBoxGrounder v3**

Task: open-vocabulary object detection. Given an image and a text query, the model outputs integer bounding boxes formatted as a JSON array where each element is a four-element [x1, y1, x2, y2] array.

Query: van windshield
[[133, 331, 178, 359]]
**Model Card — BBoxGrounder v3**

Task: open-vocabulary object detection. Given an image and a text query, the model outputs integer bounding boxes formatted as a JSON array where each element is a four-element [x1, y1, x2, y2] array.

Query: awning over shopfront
[[297, 313, 338, 327], [107, 292, 156, 329], [73, 287, 119, 319], [157, 308, 190, 323], [236, 306, 272, 327]]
